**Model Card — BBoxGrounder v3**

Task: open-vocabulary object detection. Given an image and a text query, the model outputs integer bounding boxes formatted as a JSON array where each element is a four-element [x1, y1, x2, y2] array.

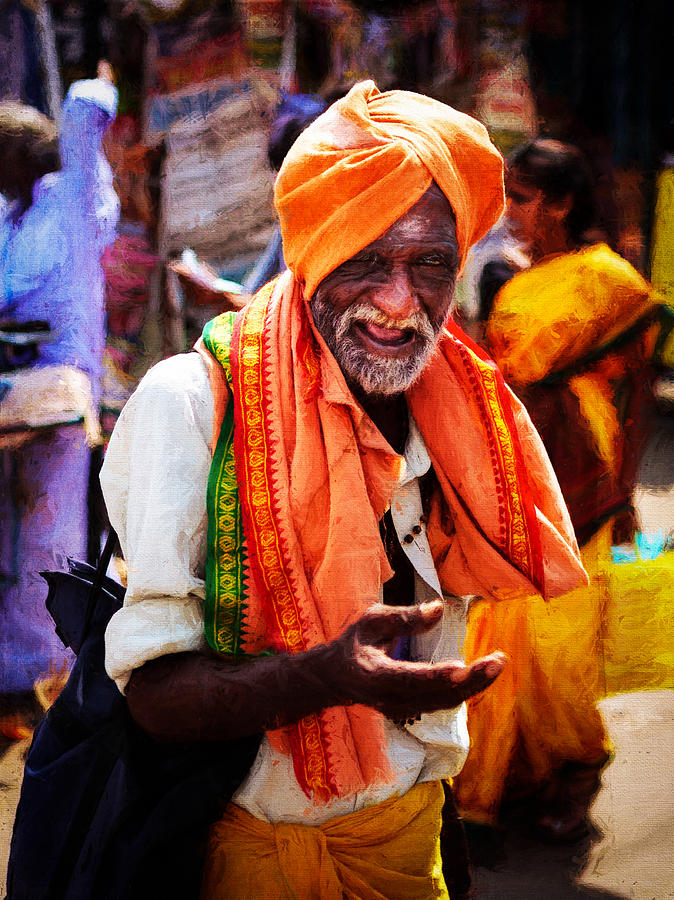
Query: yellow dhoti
[[200, 781, 448, 900]]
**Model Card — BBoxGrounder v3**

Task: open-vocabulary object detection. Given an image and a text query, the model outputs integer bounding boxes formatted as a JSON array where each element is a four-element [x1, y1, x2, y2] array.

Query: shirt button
[[403, 534, 414, 544], [412, 524, 422, 535]]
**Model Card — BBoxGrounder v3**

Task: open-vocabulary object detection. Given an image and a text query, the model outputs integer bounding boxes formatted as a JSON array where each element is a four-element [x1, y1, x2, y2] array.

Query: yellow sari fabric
[[455, 524, 612, 822], [485, 244, 661, 481], [650, 167, 674, 366], [456, 521, 674, 822], [455, 245, 670, 823], [485, 243, 659, 389], [200, 782, 448, 900], [651, 168, 674, 306]]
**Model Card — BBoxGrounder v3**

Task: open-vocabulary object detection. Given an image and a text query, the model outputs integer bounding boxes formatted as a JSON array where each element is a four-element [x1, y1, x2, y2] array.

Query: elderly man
[[101, 82, 586, 899]]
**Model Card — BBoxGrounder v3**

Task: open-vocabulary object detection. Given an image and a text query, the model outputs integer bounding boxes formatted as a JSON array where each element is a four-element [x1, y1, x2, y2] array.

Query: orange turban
[[274, 80, 505, 298]]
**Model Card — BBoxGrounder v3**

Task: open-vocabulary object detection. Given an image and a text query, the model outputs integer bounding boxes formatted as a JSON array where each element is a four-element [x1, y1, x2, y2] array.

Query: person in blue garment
[[0, 62, 119, 739]]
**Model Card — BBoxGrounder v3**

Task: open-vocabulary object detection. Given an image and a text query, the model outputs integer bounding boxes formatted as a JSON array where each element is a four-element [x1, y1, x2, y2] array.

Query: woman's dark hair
[[267, 94, 326, 172], [0, 103, 59, 209], [508, 139, 596, 244], [267, 114, 314, 172]]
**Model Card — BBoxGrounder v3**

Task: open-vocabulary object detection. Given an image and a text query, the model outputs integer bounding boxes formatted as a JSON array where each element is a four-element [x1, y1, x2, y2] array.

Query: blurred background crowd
[[2, 0, 672, 427]]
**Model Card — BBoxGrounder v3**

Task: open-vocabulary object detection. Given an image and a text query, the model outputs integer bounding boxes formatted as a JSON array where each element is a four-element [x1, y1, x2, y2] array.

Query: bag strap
[[82, 528, 119, 639]]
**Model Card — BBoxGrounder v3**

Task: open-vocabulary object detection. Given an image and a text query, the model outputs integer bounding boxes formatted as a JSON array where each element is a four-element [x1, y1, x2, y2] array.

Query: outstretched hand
[[329, 600, 505, 720], [126, 600, 505, 744]]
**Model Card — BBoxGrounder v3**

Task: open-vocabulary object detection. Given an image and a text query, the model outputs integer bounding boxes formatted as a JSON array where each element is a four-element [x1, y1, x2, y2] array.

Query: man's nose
[[370, 265, 419, 321]]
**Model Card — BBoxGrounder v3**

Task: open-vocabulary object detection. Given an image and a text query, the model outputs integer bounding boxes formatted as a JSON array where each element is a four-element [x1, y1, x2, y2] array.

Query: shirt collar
[[399, 414, 431, 486]]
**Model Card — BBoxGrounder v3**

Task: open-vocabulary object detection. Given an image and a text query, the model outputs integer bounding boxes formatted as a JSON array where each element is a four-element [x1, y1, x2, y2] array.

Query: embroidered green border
[[203, 312, 248, 655]]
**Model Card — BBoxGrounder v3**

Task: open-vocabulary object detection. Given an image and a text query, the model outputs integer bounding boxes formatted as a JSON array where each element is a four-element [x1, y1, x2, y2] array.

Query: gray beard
[[310, 295, 444, 396]]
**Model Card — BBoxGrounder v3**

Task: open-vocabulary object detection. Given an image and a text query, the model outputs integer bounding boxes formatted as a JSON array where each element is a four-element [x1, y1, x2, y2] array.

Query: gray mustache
[[337, 303, 436, 343]]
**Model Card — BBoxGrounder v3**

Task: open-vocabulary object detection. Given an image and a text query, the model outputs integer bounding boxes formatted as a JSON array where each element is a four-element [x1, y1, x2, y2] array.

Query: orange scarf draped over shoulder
[[197, 272, 586, 803]]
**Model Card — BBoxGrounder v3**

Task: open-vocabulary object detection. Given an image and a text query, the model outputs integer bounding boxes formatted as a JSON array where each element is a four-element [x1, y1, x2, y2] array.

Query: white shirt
[[101, 351, 469, 825]]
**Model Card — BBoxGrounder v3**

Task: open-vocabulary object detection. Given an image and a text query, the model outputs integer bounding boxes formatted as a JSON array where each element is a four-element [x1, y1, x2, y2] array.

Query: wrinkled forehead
[[358, 183, 458, 253]]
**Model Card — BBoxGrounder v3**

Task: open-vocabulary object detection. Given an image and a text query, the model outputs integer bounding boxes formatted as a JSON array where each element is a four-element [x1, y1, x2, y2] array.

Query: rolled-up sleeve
[[101, 352, 214, 692]]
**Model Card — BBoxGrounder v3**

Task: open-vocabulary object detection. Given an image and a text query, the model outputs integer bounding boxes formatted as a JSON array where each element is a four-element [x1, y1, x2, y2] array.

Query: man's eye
[[343, 253, 384, 272], [416, 255, 447, 267], [355, 253, 383, 266]]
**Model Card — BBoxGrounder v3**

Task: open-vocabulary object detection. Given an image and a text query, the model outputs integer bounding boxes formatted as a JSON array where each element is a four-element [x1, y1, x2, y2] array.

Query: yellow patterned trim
[[203, 312, 248, 655], [233, 285, 335, 800], [474, 357, 535, 576], [448, 333, 541, 587]]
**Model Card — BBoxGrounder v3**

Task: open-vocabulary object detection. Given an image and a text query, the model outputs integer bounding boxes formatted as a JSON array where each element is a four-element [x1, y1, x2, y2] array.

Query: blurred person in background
[[455, 138, 669, 841], [241, 92, 326, 296], [0, 62, 119, 740], [452, 215, 529, 345]]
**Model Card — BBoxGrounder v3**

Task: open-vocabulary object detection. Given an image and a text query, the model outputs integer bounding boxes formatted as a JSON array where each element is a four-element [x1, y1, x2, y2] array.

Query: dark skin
[[316, 184, 460, 452], [127, 186, 505, 743], [506, 174, 574, 263]]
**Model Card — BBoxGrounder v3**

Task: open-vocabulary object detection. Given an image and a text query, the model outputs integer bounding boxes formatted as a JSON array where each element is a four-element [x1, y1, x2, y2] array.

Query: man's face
[[310, 185, 459, 396]]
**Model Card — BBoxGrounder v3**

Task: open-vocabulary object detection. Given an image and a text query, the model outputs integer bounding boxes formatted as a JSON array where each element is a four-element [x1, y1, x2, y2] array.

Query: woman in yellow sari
[[455, 139, 673, 840]]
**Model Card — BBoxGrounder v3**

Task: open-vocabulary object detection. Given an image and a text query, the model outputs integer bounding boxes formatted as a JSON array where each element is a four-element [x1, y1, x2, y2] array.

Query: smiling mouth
[[353, 321, 417, 351]]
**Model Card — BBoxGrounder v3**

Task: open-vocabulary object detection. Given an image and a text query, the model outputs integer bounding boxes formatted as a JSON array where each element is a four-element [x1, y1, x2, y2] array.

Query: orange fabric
[[200, 782, 448, 900], [203, 270, 587, 802], [275, 80, 506, 297]]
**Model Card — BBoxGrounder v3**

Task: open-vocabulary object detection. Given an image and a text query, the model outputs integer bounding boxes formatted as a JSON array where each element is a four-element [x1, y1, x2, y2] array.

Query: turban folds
[[275, 80, 505, 298]]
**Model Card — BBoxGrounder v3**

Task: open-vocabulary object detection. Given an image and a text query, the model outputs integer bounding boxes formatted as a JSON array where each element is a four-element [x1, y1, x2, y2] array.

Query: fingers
[[442, 652, 506, 684], [439, 652, 506, 703], [356, 600, 443, 646], [355, 649, 507, 716]]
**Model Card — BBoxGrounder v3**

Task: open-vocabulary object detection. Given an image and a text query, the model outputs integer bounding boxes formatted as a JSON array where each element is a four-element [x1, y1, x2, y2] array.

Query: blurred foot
[[534, 761, 605, 843]]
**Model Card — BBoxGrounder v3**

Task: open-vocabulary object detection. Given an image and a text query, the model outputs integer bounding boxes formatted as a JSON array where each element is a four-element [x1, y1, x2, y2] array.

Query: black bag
[[6, 533, 261, 900]]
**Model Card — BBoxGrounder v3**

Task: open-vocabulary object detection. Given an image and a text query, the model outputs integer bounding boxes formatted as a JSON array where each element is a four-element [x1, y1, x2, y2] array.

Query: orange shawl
[[198, 272, 586, 802]]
